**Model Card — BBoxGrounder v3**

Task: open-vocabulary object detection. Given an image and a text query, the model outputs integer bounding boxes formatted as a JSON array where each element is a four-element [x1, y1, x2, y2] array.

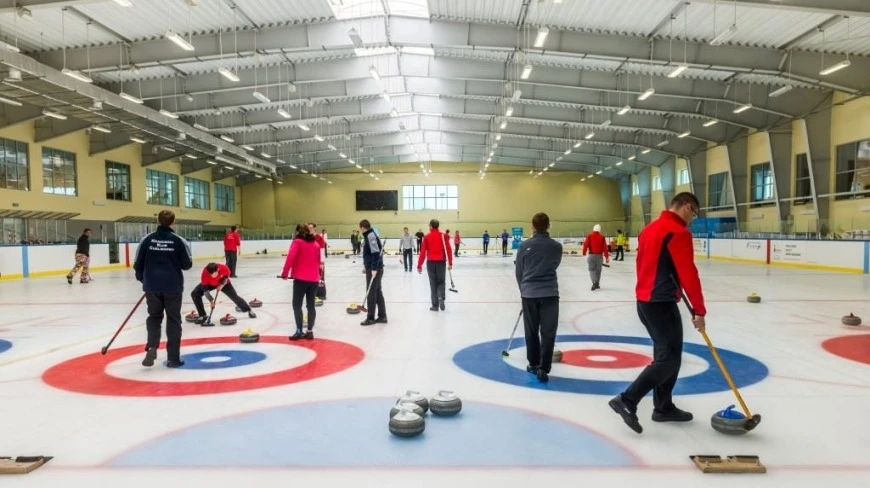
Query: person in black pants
[[190, 262, 257, 326], [134, 210, 193, 368], [281, 223, 323, 340], [609, 192, 706, 434], [501, 229, 509, 256], [360, 219, 387, 326], [417, 219, 453, 311], [514, 213, 562, 382], [482, 230, 490, 255], [400, 227, 414, 272], [415, 229, 424, 253], [66, 228, 92, 284]]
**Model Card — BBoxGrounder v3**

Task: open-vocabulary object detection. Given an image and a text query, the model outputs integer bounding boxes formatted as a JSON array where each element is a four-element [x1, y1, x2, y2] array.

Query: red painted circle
[[561, 349, 651, 369], [42, 336, 364, 397], [822, 334, 870, 366]]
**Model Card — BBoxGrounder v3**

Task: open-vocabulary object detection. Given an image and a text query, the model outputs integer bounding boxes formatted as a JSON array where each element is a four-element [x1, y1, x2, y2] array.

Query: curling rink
[[0, 250, 869, 487]]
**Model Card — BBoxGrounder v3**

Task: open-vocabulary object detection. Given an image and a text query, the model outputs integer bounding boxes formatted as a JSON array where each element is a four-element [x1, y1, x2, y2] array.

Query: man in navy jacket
[[359, 219, 386, 326], [134, 210, 193, 367]]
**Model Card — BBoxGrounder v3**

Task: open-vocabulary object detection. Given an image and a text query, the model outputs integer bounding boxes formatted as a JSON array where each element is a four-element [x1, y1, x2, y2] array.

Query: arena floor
[[1, 247, 868, 487]]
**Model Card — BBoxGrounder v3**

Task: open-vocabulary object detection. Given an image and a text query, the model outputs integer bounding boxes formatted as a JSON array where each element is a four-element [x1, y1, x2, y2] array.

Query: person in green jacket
[[615, 229, 628, 261]]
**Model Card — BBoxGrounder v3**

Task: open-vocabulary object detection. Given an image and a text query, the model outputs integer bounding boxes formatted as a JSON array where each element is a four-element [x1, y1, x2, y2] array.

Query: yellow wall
[[262, 163, 625, 238], [745, 131, 780, 232], [241, 179, 276, 230], [829, 92, 870, 231], [0, 120, 242, 226], [650, 166, 665, 215]]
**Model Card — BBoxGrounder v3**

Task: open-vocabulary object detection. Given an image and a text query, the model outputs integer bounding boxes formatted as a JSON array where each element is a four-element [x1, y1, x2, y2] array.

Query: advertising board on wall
[[693, 238, 708, 255], [770, 241, 804, 263]]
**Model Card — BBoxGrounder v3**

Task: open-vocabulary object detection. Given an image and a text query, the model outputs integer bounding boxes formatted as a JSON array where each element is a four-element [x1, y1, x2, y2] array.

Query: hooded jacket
[[281, 234, 322, 282]]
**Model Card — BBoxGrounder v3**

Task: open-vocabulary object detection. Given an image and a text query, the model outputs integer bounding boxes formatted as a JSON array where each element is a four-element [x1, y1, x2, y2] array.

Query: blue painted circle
[[179, 350, 267, 370], [453, 334, 768, 396], [0, 339, 11, 355], [108, 398, 639, 467]]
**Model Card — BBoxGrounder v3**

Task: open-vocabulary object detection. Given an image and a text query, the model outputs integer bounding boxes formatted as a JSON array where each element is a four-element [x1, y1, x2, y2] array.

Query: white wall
[[0, 247, 23, 279]]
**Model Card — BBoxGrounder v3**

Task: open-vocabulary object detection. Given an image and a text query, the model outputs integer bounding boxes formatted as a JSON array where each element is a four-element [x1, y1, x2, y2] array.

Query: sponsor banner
[[771, 241, 804, 263], [693, 238, 707, 255]]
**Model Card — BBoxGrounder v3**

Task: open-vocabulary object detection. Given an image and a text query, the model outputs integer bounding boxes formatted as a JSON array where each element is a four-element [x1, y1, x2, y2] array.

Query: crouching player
[[191, 262, 256, 326]]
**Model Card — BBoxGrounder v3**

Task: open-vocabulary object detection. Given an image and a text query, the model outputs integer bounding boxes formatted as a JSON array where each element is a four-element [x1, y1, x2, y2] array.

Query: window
[[835, 140, 870, 200], [750, 162, 775, 205], [184, 177, 210, 210], [25, 219, 68, 244], [0, 137, 28, 191], [105, 161, 131, 201], [678, 168, 690, 186], [42, 148, 76, 196], [1, 217, 24, 245], [708, 172, 733, 210], [631, 182, 640, 196], [795, 154, 812, 205], [652, 176, 662, 191], [402, 185, 458, 210], [215, 183, 235, 212], [145, 169, 178, 206]]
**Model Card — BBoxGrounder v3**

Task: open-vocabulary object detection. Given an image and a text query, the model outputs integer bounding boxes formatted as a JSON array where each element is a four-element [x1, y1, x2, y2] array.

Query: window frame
[[652, 176, 662, 191], [401, 185, 458, 211], [184, 177, 211, 210], [794, 153, 812, 205], [678, 168, 690, 186], [834, 140, 870, 200], [41, 147, 77, 196], [0, 137, 29, 192], [215, 183, 236, 213], [749, 162, 775, 207], [708, 172, 733, 210], [631, 181, 640, 196], [145, 169, 179, 207], [105, 160, 131, 202]]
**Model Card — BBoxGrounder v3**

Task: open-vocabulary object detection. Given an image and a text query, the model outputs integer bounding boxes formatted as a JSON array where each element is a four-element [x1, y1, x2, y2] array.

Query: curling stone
[[429, 390, 462, 416], [398, 390, 429, 414], [552, 349, 563, 363], [390, 401, 425, 418], [711, 405, 749, 436], [249, 298, 263, 308], [239, 328, 260, 343], [185, 311, 200, 323], [388, 407, 425, 438], [842, 313, 862, 326], [346, 304, 361, 314], [219, 314, 238, 326], [315, 297, 323, 307], [746, 293, 761, 303]]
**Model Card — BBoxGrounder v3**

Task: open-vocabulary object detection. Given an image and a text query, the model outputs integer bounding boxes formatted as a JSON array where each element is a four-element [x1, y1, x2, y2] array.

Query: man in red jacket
[[191, 262, 257, 326], [223, 226, 242, 278], [609, 192, 706, 434], [417, 219, 453, 311], [582, 224, 610, 290]]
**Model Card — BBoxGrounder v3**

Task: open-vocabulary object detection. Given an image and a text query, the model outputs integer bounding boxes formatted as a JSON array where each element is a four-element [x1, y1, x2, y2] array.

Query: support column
[[805, 101, 833, 234], [727, 136, 749, 228], [660, 156, 676, 206], [688, 152, 707, 213], [638, 167, 652, 226], [768, 129, 792, 233]]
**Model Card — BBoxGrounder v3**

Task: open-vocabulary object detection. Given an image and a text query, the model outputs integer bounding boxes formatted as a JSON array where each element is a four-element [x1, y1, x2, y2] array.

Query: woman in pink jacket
[[280, 223, 324, 340]]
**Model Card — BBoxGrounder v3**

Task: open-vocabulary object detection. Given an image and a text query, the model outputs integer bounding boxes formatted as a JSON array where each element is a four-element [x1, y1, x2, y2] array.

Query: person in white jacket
[[400, 227, 414, 272]]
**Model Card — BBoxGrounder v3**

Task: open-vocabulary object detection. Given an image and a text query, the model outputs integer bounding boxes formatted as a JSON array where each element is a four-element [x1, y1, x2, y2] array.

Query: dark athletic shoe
[[248, 311, 257, 319], [165, 359, 185, 368], [66, 275, 73, 284], [303, 330, 314, 340], [360, 319, 376, 326], [536, 369, 549, 383], [526, 364, 539, 374], [289, 330, 304, 341], [609, 395, 643, 434], [142, 347, 157, 367], [429, 306, 439, 311], [652, 407, 694, 423], [439, 298, 445, 311], [375, 317, 388, 324]]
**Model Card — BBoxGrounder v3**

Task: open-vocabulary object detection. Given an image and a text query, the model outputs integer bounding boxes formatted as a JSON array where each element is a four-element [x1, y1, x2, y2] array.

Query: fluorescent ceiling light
[[193, 123, 210, 132], [328, 144, 337, 150], [564, 149, 571, 155], [253, 91, 271, 103], [505, 106, 514, 117], [588, 175, 593, 179], [297, 124, 310, 131], [260, 152, 271, 158], [277, 108, 292, 119], [534, 27, 549, 48], [657, 140, 670, 147], [355, 164, 362, 169], [638, 88, 655, 101], [511, 89, 522, 102], [206, 160, 218, 165], [314, 135, 325, 142], [820, 59, 850, 76], [348, 159, 356, 164], [42, 110, 66, 120], [119, 92, 143, 104], [185, 153, 197, 159], [92, 125, 111, 133], [489, 151, 495, 157], [348, 27, 364, 47], [112, 0, 132, 6], [616, 161, 624, 166], [520, 64, 533, 80], [487, 157, 492, 163], [300, 169, 308, 174], [0, 96, 22, 106], [218, 67, 240, 82], [703, 119, 719, 127], [667, 64, 688, 78], [382, 92, 391, 102], [585, 132, 595, 140], [769, 85, 793, 97], [627, 156, 635, 161], [596, 170, 603, 175], [241, 145, 254, 151], [166, 30, 194, 51], [733, 103, 752, 114], [500, 121, 507, 130], [379, 169, 384, 173], [492, 143, 498, 149], [402, 46, 435, 56], [678, 130, 691, 138], [556, 156, 563, 161], [710, 24, 737, 46], [549, 162, 555, 168], [618, 105, 630, 115], [573, 141, 582, 148], [390, 108, 398, 117], [62, 68, 92, 83], [369, 66, 380, 81], [496, 134, 502, 141], [581, 178, 585, 181], [339, 152, 347, 158], [287, 82, 296, 93], [289, 164, 297, 169], [642, 148, 651, 154], [220, 135, 234, 143], [600, 119, 611, 127], [159, 109, 179, 119], [130, 137, 146, 144]]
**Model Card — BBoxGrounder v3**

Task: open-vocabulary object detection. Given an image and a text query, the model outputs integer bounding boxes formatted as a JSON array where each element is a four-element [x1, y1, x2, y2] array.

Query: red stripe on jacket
[[417, 230, 453, 269], [582, 231, 610, 259], [635, 210, 707, 316]]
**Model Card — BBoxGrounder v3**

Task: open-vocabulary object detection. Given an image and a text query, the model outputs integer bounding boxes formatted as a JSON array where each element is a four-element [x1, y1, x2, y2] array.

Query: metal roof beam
[[687, 0, 870, 17]]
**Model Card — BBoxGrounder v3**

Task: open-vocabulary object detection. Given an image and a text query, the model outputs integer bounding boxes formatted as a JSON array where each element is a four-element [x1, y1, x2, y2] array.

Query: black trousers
[[365, 267, 386, 320], [403, 248, 413, 271], [616, 245, 624, 260], [191, 282, 250, 318], [145, 292, 183, 362], [522, 296, 560, 373], [225, 250, 238, 276], [502, 241, 508, 255], [426, 260, 446, 307], [292, 279, 318, 330], [622, 301, 683, 412], [483, 241, 489, 254], [416, 239, 422, 253]]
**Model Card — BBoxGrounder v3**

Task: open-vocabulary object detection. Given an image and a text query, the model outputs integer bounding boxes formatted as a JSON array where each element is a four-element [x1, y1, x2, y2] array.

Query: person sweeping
[[582, 224, 609, 290], [515, 212, 562, 383], [417, 218, 453, 311], [191, 262, 257, 326], [280, 224, 323, 340], [608, 192, 707, 434]]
